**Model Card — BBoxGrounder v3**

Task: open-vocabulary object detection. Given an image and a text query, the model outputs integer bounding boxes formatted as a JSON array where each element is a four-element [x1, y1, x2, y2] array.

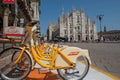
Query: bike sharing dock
[[25, 64, 120, 80], [0, 38, 120, 80], [0, 40, 120, 80]]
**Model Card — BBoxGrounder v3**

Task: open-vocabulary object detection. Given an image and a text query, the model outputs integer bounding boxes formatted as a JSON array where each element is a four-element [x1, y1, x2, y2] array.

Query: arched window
[[78, 35, 80, 41]]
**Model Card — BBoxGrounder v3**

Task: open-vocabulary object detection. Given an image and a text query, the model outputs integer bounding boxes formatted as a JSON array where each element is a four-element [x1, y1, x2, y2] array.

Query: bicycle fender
[[18, 47, 35, 70], [61, 47, 91, 64]]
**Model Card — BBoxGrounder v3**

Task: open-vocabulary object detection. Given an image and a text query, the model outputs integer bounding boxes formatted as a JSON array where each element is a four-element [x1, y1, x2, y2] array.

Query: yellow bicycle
[[0, 22, 91, 80]]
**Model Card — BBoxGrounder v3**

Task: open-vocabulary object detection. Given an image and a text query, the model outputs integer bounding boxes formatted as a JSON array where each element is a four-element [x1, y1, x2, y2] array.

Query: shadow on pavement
[[25, 68, 61, 80]]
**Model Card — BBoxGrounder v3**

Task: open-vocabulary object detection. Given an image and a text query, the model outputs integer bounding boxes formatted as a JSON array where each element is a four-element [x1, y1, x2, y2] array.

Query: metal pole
[[100, 18, 102, 33], [97, 15, 104, 41], [99, 18, 102, 41]]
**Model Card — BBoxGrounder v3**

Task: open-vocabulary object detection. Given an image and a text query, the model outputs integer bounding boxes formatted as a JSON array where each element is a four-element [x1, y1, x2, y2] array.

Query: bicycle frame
[[13, 45, 75, 70], [31, 46, 75, 69]]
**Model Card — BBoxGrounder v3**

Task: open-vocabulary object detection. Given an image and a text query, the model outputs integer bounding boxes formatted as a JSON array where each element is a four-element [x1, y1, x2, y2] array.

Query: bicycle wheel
[[57, 56, 89, 80], [0, 47, 32, 80]]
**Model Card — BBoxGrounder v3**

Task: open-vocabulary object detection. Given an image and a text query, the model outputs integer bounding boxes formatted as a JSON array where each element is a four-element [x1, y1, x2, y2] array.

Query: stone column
[[72, 12, 76, 41], [92, 20, 98, 41], [81, 11, 86, 41], [87, 17, 91, 42], [67, 17, 70, 41], [3, 8, 11, 33]]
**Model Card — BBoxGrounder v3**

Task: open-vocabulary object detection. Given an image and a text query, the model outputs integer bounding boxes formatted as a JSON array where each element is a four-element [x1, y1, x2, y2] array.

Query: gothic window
[[91, 30, 93, 33], [78, 26, 80, 30], [66, 22, 67, 26], [91, 36, 93, 40], [86, 37, 88, 41], [75, 27, 77, 29], [70, 24, 72, 28], [77, 16, 79, 23], [85, 30, 88, 34], [64, 30, 67, 34], [70, 30, 72, 34], [85, 26, 87, 30], [78, 35, 80, 41]]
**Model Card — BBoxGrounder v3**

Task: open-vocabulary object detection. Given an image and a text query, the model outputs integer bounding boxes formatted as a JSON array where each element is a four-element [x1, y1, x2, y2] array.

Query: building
[[47, 8, 98, 42], [0, 0, 41, 34], [47, 23, 57, 41], [102, 30, 120, 41], [40, 34, 47, 42]]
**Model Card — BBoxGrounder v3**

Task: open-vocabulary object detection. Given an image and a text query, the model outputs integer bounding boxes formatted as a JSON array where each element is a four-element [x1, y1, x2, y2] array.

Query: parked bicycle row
[[0, 21, 91, 80]]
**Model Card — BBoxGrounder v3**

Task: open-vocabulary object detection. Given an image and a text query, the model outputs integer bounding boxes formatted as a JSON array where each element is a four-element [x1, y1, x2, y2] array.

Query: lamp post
[[97, 15, 104, 41]]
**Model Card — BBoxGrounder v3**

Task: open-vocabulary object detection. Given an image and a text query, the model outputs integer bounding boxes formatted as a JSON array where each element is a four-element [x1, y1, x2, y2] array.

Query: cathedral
[[47, 8, 98, 42]]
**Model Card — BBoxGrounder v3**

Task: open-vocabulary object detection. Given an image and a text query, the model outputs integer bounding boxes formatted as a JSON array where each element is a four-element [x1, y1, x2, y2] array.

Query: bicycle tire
[[57, 56, 89, 80], [0, 47, 32, 80]]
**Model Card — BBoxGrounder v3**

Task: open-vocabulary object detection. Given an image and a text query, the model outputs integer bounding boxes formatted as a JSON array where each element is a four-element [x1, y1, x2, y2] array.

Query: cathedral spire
[[80, 8, 84, 13], [72, 5, 76, 12], [62, 7, 64, 16], [92, 19, 96, 24]]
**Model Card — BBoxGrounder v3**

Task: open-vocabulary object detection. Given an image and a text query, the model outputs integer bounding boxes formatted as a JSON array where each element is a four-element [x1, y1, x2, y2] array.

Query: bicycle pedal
[[37, 68, 48, 74], [38, 68, 41, 74], [48, 69, 51, 72]]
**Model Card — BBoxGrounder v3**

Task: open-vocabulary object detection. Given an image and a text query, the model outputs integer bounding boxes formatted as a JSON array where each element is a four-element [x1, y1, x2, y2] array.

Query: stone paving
[[64, 42, 120, 78]]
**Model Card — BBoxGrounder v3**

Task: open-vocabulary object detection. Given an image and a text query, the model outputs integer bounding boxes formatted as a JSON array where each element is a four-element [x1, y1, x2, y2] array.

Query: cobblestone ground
[[64, 42, 120, 78]]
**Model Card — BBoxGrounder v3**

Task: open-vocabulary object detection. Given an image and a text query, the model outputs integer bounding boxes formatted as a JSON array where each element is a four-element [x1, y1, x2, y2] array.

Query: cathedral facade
[[47, 9, 98, 42]]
